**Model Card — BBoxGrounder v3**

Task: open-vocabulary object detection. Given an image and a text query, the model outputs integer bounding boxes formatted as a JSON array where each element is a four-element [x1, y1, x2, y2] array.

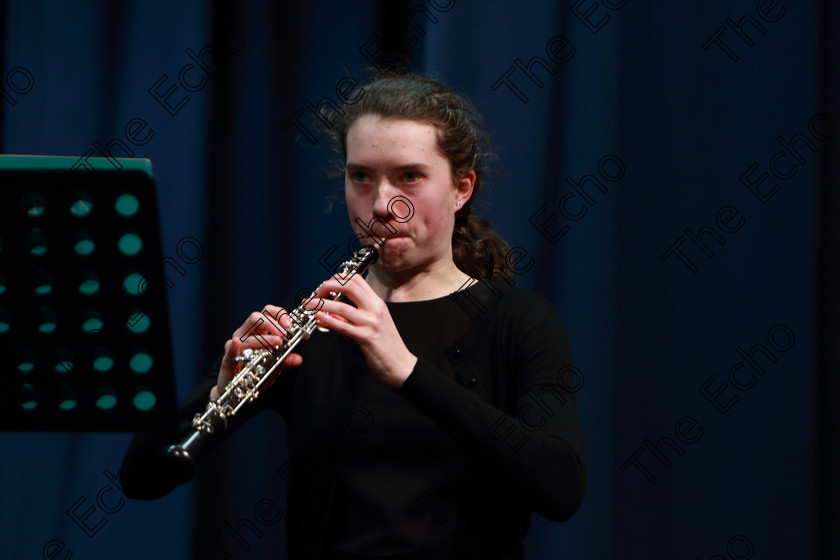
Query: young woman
[[122, 73, 585, 560]]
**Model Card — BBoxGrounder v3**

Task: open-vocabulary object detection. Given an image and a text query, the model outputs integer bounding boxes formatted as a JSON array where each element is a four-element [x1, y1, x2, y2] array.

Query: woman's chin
[[376, 239, 412, 268]]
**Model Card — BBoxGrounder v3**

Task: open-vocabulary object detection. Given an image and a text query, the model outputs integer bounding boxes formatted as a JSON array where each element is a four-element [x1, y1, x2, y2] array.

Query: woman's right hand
[[210, 305, 304, 400]]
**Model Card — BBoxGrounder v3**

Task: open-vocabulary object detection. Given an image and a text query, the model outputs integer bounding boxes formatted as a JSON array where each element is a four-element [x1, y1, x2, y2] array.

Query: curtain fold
[[817, 0, 839, 557]]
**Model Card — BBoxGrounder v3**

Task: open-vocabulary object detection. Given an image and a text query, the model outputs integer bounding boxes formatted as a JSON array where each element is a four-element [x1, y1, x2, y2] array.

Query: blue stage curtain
[[1, 1, 836, 558]]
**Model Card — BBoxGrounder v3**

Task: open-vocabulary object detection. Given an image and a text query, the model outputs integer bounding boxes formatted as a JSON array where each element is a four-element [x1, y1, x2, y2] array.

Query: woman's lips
[[367, 234, 405, 242]]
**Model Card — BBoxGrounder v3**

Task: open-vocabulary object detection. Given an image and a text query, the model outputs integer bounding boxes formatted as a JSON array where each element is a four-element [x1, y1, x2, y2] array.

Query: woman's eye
[[351, 172, 369, 182], [403, 172, 421, 183]]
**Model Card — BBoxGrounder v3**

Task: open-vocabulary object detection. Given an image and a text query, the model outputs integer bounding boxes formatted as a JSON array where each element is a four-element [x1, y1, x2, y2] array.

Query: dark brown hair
[[329, 72, 510, 280]]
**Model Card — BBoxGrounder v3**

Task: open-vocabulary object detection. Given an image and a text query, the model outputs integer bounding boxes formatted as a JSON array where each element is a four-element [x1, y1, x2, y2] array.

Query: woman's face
[[344, 115, 473, 273]]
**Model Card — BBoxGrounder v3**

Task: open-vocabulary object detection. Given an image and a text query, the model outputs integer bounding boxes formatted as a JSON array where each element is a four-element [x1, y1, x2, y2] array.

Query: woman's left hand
[[311, 273, 417, 388]]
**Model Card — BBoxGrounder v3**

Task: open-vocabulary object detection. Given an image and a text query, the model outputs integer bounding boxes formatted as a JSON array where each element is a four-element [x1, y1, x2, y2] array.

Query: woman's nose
[[371, 182, 398, 218]]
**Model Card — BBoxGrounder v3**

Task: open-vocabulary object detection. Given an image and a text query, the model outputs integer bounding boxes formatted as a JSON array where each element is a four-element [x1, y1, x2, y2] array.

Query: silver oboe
[[157, 244, 379, 484]]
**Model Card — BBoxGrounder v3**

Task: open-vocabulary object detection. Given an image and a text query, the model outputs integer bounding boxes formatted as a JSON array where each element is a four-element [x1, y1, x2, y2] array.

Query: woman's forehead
[[347, 115, 438, 140], [346, 116, 445, 162]]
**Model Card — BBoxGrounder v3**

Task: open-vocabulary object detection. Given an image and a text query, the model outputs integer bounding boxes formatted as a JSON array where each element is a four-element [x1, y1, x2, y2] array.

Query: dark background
[[1, 0, 838, 558]]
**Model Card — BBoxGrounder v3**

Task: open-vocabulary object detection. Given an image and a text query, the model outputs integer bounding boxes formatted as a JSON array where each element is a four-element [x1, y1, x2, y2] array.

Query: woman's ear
[[456, 170, 476, 205]]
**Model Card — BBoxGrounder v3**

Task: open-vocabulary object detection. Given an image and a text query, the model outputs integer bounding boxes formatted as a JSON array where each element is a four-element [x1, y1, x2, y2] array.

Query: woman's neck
[[366, 260, 474, 303]]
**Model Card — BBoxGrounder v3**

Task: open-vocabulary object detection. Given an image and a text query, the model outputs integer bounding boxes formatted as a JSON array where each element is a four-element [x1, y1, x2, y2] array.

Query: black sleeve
[[394, 295, 585, 522], [122, 292, 303, 500], [119, 371, 217, 500], [119, 354, 275, 500]]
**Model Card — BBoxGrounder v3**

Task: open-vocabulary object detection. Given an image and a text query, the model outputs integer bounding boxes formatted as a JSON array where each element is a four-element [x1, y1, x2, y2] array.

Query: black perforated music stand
[[0, 154, 176, 431]]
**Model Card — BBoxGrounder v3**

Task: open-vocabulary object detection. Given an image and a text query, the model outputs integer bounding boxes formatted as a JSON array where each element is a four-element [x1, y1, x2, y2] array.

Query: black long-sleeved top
[[121, 280, 585, 560]]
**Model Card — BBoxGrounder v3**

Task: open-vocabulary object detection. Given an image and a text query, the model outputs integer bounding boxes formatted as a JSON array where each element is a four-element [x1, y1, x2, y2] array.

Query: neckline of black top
[[383, 277, 484, 307]]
